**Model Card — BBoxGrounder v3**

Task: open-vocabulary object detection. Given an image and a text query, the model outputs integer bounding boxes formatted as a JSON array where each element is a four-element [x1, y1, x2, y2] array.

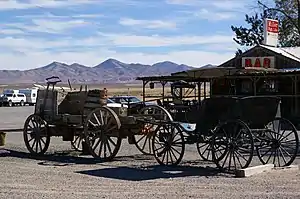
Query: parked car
[[1, 93, 27, 107], [109, 96, 154, 105], [106, 98, 128, 108]]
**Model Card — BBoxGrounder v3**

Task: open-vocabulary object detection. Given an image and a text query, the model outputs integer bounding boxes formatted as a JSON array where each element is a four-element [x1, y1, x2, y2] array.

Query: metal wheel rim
[[23, 114, 50, 154], [256, 118, 299, 167], [212, 120, 254, 173], [134, 105, 173, 155], [83, 107, 122, 160], [152, 124, 185, 166]]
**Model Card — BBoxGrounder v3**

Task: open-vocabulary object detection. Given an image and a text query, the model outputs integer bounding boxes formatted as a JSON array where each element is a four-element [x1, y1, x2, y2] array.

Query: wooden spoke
[[134, 105, 173, 155], [196, 135, 222, 162], [23, 114, 50, 155], [257, 118, 299, 167], [84, 107, 122, 161], [152, 124, 185, 166], [71, 132, 84, 152]]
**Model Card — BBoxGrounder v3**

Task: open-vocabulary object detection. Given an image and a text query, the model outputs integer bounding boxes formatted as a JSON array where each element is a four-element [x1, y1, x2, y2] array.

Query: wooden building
[[219, 44, 300, 69], [214, 44, 300, 125], [171, 44, 300, 126]]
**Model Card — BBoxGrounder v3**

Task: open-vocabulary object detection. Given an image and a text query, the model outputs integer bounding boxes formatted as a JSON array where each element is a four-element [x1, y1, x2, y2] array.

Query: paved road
[[0, 106, 34, 129], [0, 106, 299, 199]]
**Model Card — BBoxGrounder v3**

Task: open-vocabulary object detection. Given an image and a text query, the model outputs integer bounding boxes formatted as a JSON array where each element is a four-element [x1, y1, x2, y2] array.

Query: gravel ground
[[0, 106, 300, 199]]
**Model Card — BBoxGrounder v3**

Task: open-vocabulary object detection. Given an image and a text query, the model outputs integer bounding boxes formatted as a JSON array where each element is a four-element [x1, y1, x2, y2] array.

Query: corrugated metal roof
[[260, 44, 300, 62]]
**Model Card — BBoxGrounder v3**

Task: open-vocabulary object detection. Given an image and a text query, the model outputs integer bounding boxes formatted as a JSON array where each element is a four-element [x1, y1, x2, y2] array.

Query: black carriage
[[22, 76, 172, 161], [151, 95, 299, 173]]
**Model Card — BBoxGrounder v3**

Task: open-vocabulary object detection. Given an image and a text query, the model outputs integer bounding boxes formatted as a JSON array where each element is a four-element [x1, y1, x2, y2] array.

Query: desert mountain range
[[0, 59, 215, 84]]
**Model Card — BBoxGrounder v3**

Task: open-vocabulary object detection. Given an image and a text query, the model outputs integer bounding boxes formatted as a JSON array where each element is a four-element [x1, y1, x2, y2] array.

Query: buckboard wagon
[[23, 76, 171, 161]]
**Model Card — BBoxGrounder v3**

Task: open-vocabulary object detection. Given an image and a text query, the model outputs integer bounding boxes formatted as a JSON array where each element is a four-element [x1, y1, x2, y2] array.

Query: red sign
[[242, 57, 275, 68], [267, 20, 279, 33]]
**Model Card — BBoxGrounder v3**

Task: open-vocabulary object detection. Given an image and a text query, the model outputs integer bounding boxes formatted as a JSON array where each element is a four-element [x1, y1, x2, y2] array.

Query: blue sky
[[0, 0, 261, 70]]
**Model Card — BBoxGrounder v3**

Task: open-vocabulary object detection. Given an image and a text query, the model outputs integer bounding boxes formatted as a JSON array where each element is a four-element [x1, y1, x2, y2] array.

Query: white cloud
[[0, 33, 234, 51], [166, 0, 248, 10], [32, 18, 88, 33], [15, 13, 105, 19], [0, 36, 109, 51], [166, 0, 250, 19], [100, 33, 234, 47], [119, 18, 177, 29], [4, 18, 89, 34], [0, 49, 234, 70], [0, 34, 236, 69], [0, 0, 100, 10], [0, 28, 25, 35], [165, 0, 199, 6], [211, 0, 250, 11], [194, 9, 236, 21]]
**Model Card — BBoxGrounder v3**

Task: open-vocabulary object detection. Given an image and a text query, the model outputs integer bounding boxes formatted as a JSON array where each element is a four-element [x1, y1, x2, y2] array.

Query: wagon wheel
[[152, 124, 185, 166], [257, 117, 299, 167], [196, 134, 214, 161], [71, 132, 84, 152], [83, 106, 122, 161], [196, 133, 228, 162], [23, 114, 50, 155], [211, 120, 254, 173], [134, 105, 173, 155]]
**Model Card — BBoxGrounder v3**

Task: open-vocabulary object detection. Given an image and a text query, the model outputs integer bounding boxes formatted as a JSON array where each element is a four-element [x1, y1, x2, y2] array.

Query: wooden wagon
[[22, 76, 171, 161]]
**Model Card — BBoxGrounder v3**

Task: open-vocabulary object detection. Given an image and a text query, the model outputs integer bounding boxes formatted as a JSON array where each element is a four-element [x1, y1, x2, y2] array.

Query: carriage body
[[151, 95, 299, 173]]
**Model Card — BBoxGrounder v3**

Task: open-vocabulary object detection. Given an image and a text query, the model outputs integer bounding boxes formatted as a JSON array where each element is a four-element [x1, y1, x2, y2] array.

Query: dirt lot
[[0, 106, 300, 199]]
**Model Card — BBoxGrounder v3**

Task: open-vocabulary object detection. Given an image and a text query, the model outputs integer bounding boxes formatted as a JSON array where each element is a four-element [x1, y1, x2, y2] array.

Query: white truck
[[18, 88, 38, 106]]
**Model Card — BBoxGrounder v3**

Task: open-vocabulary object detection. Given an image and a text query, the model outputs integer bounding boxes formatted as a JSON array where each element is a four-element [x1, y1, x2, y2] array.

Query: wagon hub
[[30, 127, 40, 139], [270, 139, 280, 149], [228, 141, 239, 151]]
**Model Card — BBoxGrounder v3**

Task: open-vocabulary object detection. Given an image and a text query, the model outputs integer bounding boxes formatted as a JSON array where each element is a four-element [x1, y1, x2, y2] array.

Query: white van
[[18, 88, 38, 106], [1, 93, 27, 106]]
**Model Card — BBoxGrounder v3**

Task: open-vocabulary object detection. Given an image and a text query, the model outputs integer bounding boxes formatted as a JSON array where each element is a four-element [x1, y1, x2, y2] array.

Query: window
[[107, 98, 114, 103], [17, 94, 24, 97], [5, 94, 12, 97], [128, 97, 141, 103], [13, 94, 16, 98]]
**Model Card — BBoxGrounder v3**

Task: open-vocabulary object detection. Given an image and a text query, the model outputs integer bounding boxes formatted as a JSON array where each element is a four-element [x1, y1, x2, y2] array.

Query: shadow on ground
[[76, 164, 222, 181], [0, 149, 157, 166]]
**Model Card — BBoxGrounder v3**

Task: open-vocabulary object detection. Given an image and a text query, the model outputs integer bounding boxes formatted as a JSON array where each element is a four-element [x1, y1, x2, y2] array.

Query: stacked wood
[[83, 88, 108, 116], [57, 91, 87, 115]]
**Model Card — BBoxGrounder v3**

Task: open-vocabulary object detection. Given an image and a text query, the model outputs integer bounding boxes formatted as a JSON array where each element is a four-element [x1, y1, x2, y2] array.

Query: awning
[[171, 67, 279, 78]]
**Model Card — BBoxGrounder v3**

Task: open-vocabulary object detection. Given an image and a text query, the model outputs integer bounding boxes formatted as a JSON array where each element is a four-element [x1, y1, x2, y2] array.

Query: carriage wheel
[[71, 132, 84, 152], [211, 120, 254, 173], [152, 124, 185, 166], [197, 134, 228, 162], [257, 118, 299, 167], [83, 107, 122, 161], [196, 135, 214, 161], [134, 105, 173, 155], [23, 114, 50, 155]]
